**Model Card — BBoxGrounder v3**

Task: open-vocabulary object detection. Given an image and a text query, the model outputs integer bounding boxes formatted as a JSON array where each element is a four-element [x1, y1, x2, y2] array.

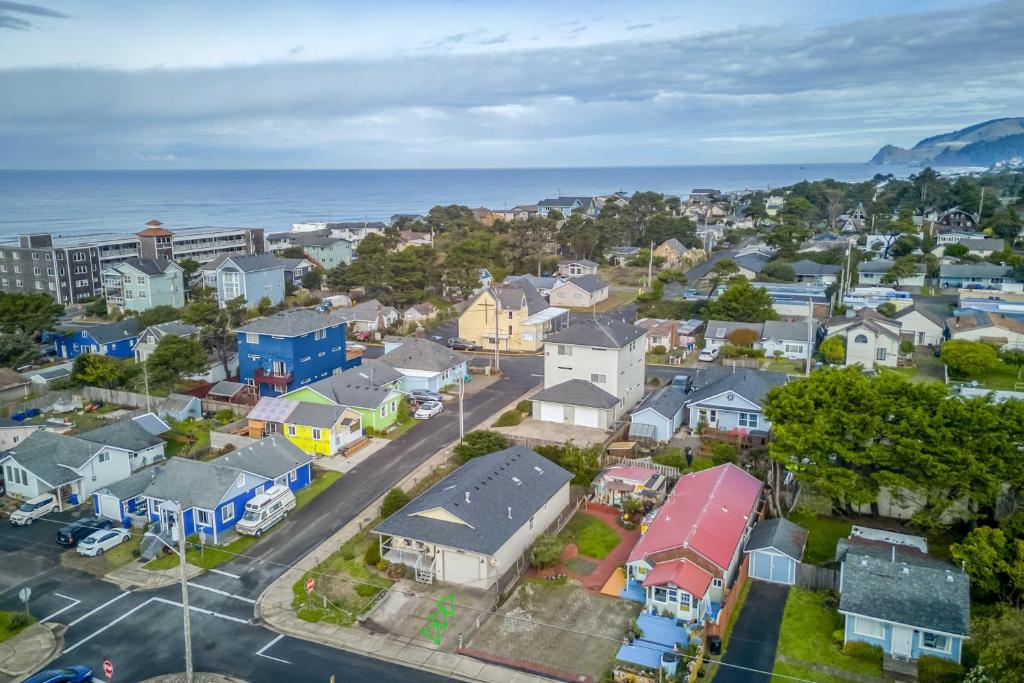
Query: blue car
[[24, 665, 92, 683]]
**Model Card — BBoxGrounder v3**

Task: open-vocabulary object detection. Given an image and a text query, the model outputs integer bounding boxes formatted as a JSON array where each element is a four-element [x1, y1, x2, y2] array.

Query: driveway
[[0, 507, 86, 594], [714, 581, 789, 683]]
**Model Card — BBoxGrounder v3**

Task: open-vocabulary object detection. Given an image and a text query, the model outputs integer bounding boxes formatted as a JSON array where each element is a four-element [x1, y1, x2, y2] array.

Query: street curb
[[7, 623, 64, 683]]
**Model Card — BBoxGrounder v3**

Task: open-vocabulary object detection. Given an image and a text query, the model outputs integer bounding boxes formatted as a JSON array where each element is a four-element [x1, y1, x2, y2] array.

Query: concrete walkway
[[0, 623, 64, 680], [106, 559, 204, 590], [317, 438, 390, 474], [139, 674, 249, 683]]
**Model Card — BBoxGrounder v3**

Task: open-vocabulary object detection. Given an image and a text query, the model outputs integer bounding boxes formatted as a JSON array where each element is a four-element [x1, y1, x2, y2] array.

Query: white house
[[374, 446, 572, 587], [703, 320, 763, 351], [531, 320, 646, 429], [789, 259, 841, 286], [557, 259, 598, 277], [857, 259, 926, 287], [547, 275, 610, 308], [826, 308, 902, 367], [0, 420, 42, 452], [947, 311, 1024, 349], [759, 320, 818, 360], [891, 305, 945, 346]]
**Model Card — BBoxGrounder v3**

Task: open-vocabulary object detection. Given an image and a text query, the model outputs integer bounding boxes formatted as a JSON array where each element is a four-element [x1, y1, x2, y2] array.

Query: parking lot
[[0, 507, 86, 594]]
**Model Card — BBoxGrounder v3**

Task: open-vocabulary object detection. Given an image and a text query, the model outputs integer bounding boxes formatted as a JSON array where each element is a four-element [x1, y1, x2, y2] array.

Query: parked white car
[[414, 400, 443, 420], [698, 347, 720, 362], [9, 494, 58, 526], [77, 528, 131, 556]]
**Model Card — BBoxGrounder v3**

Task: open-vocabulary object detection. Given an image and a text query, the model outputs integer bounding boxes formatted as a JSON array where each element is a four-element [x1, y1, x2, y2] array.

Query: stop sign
[[305, 576, 315, 593], [103, 660, 113, 677]]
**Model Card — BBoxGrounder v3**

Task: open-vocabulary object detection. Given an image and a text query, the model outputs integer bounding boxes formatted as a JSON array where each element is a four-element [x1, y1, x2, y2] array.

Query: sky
[[0, 0, 1021, 169]]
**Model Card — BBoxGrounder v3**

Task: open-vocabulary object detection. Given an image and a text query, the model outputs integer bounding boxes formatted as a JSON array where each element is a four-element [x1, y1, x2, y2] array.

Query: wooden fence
[[795, 562, 839, 592]]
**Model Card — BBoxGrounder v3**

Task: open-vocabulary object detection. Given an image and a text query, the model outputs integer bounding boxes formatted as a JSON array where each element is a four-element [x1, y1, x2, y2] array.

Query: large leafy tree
[[941, 340, 999, 377], [704, 258, 740, 299], [72, 353, 122, 387], [182, 291, 247, 377], [0, 292, 63, 335], [765, 220, 811, 256], [969, 607, 1024, 678], [0, 334, 39, 368], [442, 231, 497, 300], [706, 278, 778, 322], [880, 256, 921, 286], [147, 335, 207, 385], [136, 305, 182, 329]]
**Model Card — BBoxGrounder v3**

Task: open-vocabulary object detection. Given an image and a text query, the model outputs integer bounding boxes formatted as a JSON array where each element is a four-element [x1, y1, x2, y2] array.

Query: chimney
[[415, 326, 426, 339], [465, 491, 471, 504]]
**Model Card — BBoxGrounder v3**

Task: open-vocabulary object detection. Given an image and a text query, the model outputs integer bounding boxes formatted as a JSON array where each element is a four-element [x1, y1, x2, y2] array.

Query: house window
[[854, 334, 868, 344], [876, 348, 887, 361], [922, 632, 951, 654], [679, 592, 692, 608], [98, 452, 109, 463], [557, 344, 572, 356], [314, 328, 326, 341], [245, 333, 259, 344], [287, 425, 297, 436], [289, 470, 298, 483], [195, 509, 212, 527], [738, 412, 759, 428], [221, 503, 234, 523], [312, 428, 321, 440], [666, 587, 678, 603], [784, 344, 802, 353], [712, 578, 722, 587], [591, 373, 607, 384], [853, 616, 884, 639], [652, 587, 669, 602]]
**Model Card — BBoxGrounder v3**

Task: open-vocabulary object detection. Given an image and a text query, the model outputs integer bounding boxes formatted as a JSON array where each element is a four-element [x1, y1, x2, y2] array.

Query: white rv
[[235, 485, 296, 536]]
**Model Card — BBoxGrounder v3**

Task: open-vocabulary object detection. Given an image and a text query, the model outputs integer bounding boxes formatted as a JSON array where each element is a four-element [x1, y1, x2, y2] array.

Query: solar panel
[[248, 397, 297, 423]]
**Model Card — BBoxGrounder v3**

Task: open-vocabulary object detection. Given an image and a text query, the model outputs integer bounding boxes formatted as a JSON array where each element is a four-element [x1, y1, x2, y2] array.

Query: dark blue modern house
[[235, 308, 360, 397], [54, 319, 140, 360]]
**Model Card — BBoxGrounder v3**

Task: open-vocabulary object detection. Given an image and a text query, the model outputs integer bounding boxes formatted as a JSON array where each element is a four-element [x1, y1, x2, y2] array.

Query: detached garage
[[530, 379, 618, 430], [744, 517, 808, 586]]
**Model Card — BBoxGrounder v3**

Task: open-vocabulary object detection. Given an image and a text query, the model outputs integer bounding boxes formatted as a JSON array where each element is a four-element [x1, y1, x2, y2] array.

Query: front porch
[[381, 537, 437, 584]]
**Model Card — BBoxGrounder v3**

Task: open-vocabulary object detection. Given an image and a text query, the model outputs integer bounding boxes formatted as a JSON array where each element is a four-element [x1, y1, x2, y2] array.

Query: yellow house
[[458, 282, 568, 352], [654, 238, 705, 269], [246, 396, 362, 456]]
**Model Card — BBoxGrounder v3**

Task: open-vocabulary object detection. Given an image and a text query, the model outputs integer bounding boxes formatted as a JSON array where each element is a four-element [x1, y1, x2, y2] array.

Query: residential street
[[0, 354, 543, 682]]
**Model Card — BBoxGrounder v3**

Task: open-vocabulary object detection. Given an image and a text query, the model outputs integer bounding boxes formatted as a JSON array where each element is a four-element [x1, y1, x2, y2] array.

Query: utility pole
[[647, 240, 654, 289], [143, 362, 151, 413], [177, 504, 194, 683], [457, 372, 465, 442], [805, 299, 814, 376], [978, 187, 985, 218], [493, 297, 501, 373]]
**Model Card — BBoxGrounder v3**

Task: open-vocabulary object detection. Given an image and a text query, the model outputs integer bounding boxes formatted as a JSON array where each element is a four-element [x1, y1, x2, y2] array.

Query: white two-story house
[[530, 320, 646, 429]]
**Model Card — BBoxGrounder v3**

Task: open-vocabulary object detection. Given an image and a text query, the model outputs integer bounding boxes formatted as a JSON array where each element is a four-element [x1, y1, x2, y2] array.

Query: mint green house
[[282, 371, 402, 432], [101, 258, 185, 313], [266, 230, 353, 270]]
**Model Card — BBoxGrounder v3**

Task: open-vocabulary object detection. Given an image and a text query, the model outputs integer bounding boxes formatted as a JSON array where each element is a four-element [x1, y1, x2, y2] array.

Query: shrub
[[340, 547, 356, 562], [842, 641, 883, 663], [516, 400, 532, 414], [942, 339, 999, 378], [380, 488, 410, 518], [900, 340, 914, 354], [918, 656, 965, 683], [820, 335, 845, 364], [652, 345, 667, 355], [214, 409, 235, 424], [454, 430, 510, 462], [494, 410, 523, 427], [7, 612, 31, 630], [355, 582, 381, 597], [375, 560, 389, 572], [652, 449, 685, 470], [831, 629, 844, 645], [876, 302, 897, 318], [363, 540, 381, 566], [709, 442, 738, 465], [529, 534, 563, 568]]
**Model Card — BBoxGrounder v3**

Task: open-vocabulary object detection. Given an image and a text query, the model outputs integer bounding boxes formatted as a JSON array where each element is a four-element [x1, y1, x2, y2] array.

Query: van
[[670, 375, 692, 393], [235, 485, 296, 537], [10, 493, 58, 526]]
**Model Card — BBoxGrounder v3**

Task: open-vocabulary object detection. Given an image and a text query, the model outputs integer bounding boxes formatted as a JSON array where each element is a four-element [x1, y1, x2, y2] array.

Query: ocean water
[[0, 164, 918, 238]]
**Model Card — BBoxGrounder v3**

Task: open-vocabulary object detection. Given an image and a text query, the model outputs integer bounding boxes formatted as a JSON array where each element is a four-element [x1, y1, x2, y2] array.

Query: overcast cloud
[[0, 0, 1021, 168]]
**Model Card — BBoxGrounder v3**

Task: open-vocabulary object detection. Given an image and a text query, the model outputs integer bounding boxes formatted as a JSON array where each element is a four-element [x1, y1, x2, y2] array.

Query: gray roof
[[82, 319, 140, 345], [839, 552, 969, 636], [142, 458, 244, 510], [684, 369, 788, 409], [0, 430, 98, 487], [554, 274, 607, 294], [373, 446, 572, 555], [97, 468, 158, 501], [326, 221, 387, 230], [267, 229, 346, 247], [959, 238, 1004, 251], [138, 321, 200, 342], [132, 412, 171, 435], [704, 320, 764, 340], [735, 253, 770, 273], [208, 380, 245, 397], [938, 263, 1015, 279], [858, 259, 925, 275], [297, 374, 394, 409], [286, 402, 347, 429], [789, 259, 841, 276], [744, 517, 808, 560], [203, 253, 287, 273], [113, 257, 179, 276], [545, 319, 645, 348], [762, 319, 818, 342], [78, 419, 163, 452], [530, 379, 619, 409], [558, 258, 597, 268], [277, 257, 312, 271], [335, 359, 404, 388], [634, 386, 687, 419], [489, 281, 549, 315], [684, 250, 742, 281], [380, 337, 468, 374], [159, 393, 200, 416], [505, 274, 559, 291], [659, 238, 688, 255], [891, 304, 945, 327], [235, 307, 350, 337], [209, 436, 312, 480]]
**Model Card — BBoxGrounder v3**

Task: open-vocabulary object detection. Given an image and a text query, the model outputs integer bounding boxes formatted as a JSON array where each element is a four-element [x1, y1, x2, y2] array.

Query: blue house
[[379, 337, 469, 393], [137, 436, 312, 544], [201, 254, 287, 309], [683, 369, 788, 436], [55, 319, 140, 360], [837, 531, 970, 664], [629, 386, 687, 443], [235, 307, 360, 397]]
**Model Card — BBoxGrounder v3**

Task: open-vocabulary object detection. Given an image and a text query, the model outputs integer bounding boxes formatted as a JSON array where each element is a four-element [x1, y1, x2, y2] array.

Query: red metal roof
[[628, 463, 762, 570], [641, 558, 714, 597], [602, 465, 658, 484]]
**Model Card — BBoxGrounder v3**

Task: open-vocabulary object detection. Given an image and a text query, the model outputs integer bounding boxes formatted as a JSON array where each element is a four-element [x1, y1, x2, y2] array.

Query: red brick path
[[530, 504, 641, 591]]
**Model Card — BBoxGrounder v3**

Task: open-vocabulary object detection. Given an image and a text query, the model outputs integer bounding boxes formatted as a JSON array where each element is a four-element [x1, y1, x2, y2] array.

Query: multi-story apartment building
[[0, 220, 265, 304]]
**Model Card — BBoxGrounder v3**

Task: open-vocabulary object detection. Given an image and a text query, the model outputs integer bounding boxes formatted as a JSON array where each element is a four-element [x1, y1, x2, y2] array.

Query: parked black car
[[56, 516, 113, 547], [447, 337, 479, 351]]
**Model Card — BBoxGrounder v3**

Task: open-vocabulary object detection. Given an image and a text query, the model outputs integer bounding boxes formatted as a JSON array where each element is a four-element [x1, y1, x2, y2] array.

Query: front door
[[699, 408, 718, 427], [160, 506, 179, 542], [891, 625, 913, 659]]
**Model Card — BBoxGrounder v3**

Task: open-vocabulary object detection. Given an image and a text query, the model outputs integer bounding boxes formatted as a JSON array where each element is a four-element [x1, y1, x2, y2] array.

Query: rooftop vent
[[511, 476, 522, 486], [465, 491, 471, 504], [507, 507, 512, 519]]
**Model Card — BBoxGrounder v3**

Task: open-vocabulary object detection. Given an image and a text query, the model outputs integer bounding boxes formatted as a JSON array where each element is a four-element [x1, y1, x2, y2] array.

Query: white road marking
[[66, 591, 130, 627], [209, 568, 241, 579], [63, 598, 153, 654], [40, 593, 81, 623], [255, 634, 291, 665], [152, 597, 249, 624], [187, 581, 256, 604]]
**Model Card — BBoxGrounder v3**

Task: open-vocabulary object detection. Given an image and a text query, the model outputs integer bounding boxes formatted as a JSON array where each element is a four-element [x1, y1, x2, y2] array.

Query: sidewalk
[[106, 559, 204, 590], [316, 438, 390, 474], [140, 674, 249, 683], [0, 623, 64, 681]]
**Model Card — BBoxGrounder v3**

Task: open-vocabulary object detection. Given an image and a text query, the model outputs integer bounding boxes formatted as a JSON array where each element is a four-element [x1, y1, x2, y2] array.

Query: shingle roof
[[488, 281, 549, 315], [641, 558, 713, 597], [938, 263, 1015, 279], [286, 402, 347, 429], [734, 253, 770, 273], [381, 337, 468, 374], [947, 310, 1024, 336], [744, 517, 808, 560], [234, 307, 350, 337], [294, 375, 394, 409], [839, 552, 970, 636], [0, 430, 97, 487], [558, 258, 597, 268], [78, 419, 164, 452], [704, 320, 764, 340], [142, 458, 243, 510], [132, 412, 171, 436], [545, 319, 645, 348], [659, 238, 688, 255], [203, 253, 287, 273], [159, 394, 199, 417], [267, 229, 346, 247], [97, 468, 155, 501], [113, 257, 179, 277], [209, 436, 311, 480], [138, 321, 200, 342], [761, 319, 818, 342], [634, 386, 687, 419], [83, 319, 140, 345], [334, 359, 404, 388], [684, 369, 788, 409], [530, 379, 619, 409], [959, 238, 1004, 252], [789, 259, 841, 276], [891, 304, 944, 328], [0, 368, 29, 390], [553, 274, 607, 294], [208, 380, 245, 398], [858, 259, 925, 274], [505, 274, 559, 291], [372, 446, 572, 555]]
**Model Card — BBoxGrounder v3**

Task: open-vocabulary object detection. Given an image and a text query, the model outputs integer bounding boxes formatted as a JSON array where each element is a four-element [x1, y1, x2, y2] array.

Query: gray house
[[629, 386, 688, 443], [201, 254, 287, 308], [744, 517, 808, 585], [938, 263, 1017, 289], [683, 369, 788, 434]]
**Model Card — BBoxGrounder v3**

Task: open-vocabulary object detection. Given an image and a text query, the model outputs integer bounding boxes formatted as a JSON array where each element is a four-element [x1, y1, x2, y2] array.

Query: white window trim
[[920, 631, 952, 655], [853, 616, 885, 639], [221, 502, 234, 523]]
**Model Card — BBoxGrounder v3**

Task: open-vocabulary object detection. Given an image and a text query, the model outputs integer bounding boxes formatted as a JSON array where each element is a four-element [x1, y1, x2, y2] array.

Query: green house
[[282, 371, 402, 432]]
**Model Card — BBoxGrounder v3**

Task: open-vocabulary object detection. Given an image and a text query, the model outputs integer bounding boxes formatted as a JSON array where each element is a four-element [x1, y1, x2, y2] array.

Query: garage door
[[574, 407, 601, 429], [443, 550, 482, 585], [539, 403, 564, 423], [95, 493, 123, 521], [769, 553, 793, 584], [752, 550, 793, 584]]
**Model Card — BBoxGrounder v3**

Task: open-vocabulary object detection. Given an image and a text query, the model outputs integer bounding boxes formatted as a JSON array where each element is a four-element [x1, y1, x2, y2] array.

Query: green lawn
[[145, 470, 340, 571], [60, 530, 143, 577], [961, 361, 1023, 390], [787, 509, 851, 565], [0, 611, 35, 644], [163, 419, 214, 458], [774, 588, 882, 679], [558, 513, 620, 559], [651, 448, 714, 473]]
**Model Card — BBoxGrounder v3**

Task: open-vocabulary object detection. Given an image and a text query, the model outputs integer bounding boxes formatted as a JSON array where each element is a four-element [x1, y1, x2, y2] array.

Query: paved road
[[0, 355, 543, 682], [714, 581, 789, 683]]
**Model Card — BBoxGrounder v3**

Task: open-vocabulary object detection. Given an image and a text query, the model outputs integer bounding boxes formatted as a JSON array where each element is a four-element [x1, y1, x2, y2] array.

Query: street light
[[145, 504, 193, 683]]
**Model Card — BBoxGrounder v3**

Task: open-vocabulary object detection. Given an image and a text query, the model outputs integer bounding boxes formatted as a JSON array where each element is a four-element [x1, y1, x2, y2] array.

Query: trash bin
[[707, 635, 722, 655]]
